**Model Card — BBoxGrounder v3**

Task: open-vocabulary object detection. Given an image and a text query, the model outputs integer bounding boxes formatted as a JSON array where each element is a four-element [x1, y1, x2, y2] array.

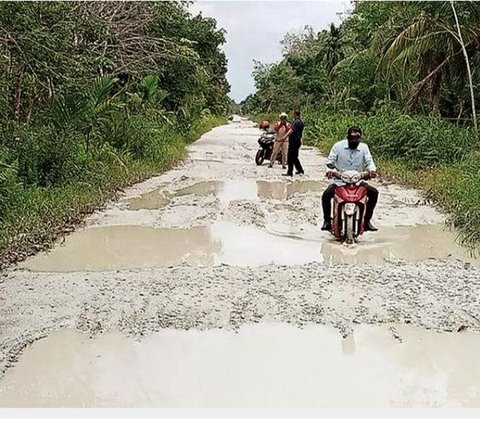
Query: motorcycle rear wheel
[[255, 149, 265, 165]]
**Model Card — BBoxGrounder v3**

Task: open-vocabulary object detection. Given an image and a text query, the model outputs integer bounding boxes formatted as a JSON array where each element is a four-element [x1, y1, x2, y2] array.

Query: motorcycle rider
[[268, 112, 290, 169], [321, 126, 379, 232]]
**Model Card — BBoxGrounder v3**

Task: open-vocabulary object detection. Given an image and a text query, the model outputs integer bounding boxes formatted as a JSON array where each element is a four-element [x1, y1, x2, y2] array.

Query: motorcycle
[[255, 129, 282, 165], [327, 168, 371, 244]]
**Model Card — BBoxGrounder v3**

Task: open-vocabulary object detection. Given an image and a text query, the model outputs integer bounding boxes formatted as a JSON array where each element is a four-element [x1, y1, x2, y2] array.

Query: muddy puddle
[[321, 225, 477, 265], [127, 179, 327, 210], [23, 223, 475, 272], [257, 180, 327, 200], [127, 190, 170, 210], [174, 181, 219, 197], [22, 222, 322, 271], [24, 226, 220, 270], [1, 323, 480, 407]]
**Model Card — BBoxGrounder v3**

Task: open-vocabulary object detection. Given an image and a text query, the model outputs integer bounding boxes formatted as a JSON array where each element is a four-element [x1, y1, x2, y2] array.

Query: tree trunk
[[457, 100, 464, 122], [12, 65, 25, 122], [451, 0, 477, 131], [430, 74, 442, 117]]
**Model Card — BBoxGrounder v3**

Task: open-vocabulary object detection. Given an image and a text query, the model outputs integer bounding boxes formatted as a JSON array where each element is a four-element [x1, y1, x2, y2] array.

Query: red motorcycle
[[328, 170, 371, 244]]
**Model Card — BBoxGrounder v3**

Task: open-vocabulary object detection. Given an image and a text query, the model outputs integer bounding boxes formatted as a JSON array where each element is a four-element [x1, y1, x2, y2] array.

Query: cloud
[[189, 1, 350, 102]]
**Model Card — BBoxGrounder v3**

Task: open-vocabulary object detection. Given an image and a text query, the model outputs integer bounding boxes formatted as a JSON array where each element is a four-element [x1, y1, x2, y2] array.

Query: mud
[[22, 224, 475, 272], [174, 181, 219, 197], [1, 323, 480, 407], [127, 189, 170, 211], [1, 116, 480, 407], [257, 180, 328, 200], [320, 225, 477, 265], [23, 222, 320, 271]]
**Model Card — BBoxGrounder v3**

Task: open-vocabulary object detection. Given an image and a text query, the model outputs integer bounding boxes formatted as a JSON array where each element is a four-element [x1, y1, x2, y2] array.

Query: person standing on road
[[280, 110, 304, 177], [268, 112, 290, 169]]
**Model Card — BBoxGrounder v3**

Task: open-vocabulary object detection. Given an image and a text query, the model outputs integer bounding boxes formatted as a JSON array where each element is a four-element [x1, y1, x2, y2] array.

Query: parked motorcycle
[[327, 169, 371, 244], [255, 129, 282, 165]]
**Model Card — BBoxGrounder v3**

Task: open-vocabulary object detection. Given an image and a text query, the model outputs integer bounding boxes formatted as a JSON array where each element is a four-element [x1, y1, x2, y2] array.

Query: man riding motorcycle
[[321, 126, 379, 232]]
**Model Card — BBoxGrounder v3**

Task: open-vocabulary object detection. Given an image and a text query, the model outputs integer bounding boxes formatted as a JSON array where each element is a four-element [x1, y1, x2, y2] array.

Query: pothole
[[22, 222, 322, 271], [127, 190, 171, 210], [21, 223, 476, 272], [127, 179, 329, 210], [2, 323, 480, 407], [257, 180, 328, 200]]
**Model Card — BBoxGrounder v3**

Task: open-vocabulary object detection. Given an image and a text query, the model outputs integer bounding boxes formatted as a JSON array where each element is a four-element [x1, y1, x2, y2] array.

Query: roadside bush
[[427, 156, 480, 249], [123, 114, 174, 160], [16, 126, 83, 187], [304, 106, 478, 168], [365, 108, 477, 167], [0, 150, 19, 217]]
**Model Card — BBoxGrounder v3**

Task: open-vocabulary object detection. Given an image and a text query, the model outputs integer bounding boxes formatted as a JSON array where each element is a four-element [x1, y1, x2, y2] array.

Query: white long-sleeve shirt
[[326, 139, 376, 185]]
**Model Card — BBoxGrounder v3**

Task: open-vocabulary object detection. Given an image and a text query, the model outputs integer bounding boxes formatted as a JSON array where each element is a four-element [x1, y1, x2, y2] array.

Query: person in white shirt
[[321, 126, 379, 232], [268, 112, 290, 169]]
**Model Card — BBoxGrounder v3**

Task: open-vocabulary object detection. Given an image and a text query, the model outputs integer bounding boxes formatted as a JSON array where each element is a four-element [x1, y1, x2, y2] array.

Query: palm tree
[[375, 1, 480, 125], [50, 75, 122, 151], [323, 24, 347, 73]]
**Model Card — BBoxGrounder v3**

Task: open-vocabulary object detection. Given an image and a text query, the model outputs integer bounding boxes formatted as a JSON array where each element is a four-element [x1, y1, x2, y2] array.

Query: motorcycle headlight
[[341, 174, 351, 183], [351, 174, 360, 183]]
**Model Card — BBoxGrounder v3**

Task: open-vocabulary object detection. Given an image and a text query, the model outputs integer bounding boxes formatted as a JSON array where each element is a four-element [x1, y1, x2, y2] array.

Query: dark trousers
[[287, 140, 304, 175], [322, 183, 379, 222]]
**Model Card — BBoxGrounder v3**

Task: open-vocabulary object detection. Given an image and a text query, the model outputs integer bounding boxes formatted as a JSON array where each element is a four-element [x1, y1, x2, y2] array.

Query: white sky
[[189, 0, 351, 102]]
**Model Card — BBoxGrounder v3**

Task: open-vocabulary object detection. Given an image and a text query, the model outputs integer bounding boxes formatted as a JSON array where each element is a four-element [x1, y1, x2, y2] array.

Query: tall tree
[[376, 1, 480, 117], [450, 0, 477, 130]]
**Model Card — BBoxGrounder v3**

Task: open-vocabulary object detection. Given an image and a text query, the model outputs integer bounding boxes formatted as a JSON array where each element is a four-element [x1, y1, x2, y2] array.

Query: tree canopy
[[0, 1, 230, 125], [242, 0, 480, 125]]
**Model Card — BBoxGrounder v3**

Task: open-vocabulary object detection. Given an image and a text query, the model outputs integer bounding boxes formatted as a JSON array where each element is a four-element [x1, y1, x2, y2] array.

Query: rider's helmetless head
[[347, 126, 362, 149]]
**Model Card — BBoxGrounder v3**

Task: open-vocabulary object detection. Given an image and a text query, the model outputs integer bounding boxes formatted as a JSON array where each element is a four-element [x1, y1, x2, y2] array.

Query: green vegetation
[[0, 2, 229, 266], [245, 1, 480, 252]]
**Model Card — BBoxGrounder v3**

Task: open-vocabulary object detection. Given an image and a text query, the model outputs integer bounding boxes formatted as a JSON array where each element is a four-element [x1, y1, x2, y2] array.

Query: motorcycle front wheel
[[255, 149, 265, 165], [345, 215, 355, 244]]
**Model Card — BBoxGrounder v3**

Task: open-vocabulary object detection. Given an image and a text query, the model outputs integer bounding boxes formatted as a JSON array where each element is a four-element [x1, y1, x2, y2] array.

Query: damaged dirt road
[[1, 117, 480, 407]]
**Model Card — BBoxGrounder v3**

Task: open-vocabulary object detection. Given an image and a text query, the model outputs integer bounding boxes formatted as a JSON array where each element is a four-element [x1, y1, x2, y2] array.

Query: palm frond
[[88, 75, 118, 107], [406, 55, 451, 109], [381, 16, 433, 67]]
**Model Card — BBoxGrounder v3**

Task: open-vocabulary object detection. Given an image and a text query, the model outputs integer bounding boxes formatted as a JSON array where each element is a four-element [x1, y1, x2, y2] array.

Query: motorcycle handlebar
[[326, 170, 371, 180]]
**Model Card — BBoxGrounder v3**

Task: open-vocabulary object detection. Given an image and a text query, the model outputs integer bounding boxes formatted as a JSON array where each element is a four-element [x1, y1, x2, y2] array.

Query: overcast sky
[[189, 1, 351, 102]]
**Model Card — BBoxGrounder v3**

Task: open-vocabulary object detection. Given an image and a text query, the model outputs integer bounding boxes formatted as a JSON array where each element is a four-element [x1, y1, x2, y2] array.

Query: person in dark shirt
[[279, 110, 304, 176]]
